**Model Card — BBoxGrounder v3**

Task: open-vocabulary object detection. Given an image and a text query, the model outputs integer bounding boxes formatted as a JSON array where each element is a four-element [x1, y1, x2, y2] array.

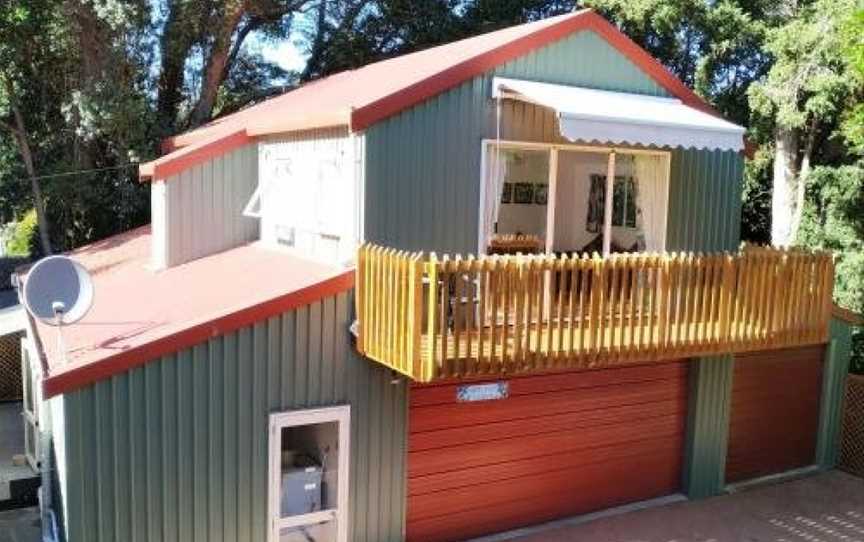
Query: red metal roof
[[26, 226, 354, 397], [141, 9, 723, 180]]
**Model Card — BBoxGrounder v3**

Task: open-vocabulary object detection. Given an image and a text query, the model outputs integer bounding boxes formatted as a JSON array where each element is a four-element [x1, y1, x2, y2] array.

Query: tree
[[0, 0, 155, 254], [841, 8, 864, 154], [157, 0, 308, 135], [791, 5, 864, 371], [0, 1, 70, 254], [748, 0, 859, 246], [300, 0, 465, 81], [584, 0, 774, 126]]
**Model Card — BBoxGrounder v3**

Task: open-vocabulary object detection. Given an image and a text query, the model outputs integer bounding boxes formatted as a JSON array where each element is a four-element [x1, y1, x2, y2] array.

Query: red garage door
[[406, 362, 689, 542], [726, 345, 825, 484]]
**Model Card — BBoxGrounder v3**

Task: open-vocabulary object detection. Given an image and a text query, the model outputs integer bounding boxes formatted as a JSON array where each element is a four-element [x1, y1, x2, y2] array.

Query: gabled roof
[[24, 226, 354, 398], [141, 9, 724, 180]]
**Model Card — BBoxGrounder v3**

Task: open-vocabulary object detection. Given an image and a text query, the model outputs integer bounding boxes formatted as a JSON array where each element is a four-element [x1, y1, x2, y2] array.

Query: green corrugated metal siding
[[60, 290, 407, 542], [683, 355, 734, 499], [496, 30, 669, 95], [364, 29, 743, 254], [666, 149, 743, 252], [816, 319, 854, 468]]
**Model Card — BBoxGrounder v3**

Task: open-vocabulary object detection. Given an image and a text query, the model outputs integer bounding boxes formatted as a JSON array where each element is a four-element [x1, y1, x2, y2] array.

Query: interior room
[[483, 143, 670, 257]]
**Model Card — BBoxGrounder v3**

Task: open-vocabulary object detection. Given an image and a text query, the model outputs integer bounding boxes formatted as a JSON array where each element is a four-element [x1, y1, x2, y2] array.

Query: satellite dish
[[23, 255, 94, 326]]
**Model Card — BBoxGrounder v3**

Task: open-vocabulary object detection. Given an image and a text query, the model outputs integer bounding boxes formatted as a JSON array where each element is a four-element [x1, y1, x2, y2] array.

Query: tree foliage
[[0, 0, 312, 254], [841, 8, 864, 155]]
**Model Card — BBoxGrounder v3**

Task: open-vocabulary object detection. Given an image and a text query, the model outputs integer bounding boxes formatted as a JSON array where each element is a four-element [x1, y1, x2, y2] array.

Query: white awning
[[492, 77, 745, 152]]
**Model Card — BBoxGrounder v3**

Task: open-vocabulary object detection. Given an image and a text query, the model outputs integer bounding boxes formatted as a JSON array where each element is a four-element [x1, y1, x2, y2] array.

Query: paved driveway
[[476, 471, 864, 542]]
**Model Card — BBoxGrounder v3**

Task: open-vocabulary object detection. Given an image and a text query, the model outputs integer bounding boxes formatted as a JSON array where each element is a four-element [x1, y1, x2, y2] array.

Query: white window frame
[[478, 139, 671, 256], [268, 405, 351, 542]]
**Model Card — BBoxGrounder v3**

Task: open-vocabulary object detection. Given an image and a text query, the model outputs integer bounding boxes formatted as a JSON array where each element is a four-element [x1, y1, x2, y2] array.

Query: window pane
[[279, 422, 339, 517], [490, 148, 550, 254]]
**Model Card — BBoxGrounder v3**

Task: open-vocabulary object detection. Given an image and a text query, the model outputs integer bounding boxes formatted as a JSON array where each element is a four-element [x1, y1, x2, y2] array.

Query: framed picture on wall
[[513, 182, 534, 204], [534, 184, 548, 205], [501, 183, 513, 204]]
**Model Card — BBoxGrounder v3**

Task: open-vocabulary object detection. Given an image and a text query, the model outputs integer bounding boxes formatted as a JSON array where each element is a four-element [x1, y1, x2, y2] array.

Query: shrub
[[6, 209, 39, 257]]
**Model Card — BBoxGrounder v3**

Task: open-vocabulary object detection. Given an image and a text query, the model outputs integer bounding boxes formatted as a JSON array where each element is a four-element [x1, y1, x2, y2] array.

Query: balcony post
[[603, 151, 616, 257]]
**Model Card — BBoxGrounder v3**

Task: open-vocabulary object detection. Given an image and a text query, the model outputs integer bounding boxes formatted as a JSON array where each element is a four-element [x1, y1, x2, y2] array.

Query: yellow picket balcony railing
[[355, 244, 835, 382]]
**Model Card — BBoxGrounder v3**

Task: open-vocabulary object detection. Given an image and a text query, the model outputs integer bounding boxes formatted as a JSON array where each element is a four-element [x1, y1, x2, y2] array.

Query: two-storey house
[[21, 9, 858, 542]]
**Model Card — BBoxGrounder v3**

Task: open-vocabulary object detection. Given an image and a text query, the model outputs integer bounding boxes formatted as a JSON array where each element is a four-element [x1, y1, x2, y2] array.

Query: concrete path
[[479, 471, 864, 542], [0, 507, 40, 542]]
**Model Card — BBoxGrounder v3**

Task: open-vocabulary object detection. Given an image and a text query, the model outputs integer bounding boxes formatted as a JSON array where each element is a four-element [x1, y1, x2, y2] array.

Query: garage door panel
[[407, 361, 688, 541], [729, 418, 817, 451], [409, 415, 686, 478], [731, 374, 822, 397], [727, 442, 816, 469], [410, 376, 688, 433], [408, 449, 682, 522], [726, 449, 816, 482], [407, 453, 682, 542], [731, 376, 822, 396], [408, 436, 685, 497], [409, 398, 685, 451], [729, 404, 819, 432], [730, 392, 821, 410], [410, 363, 688, 407], [726, 346, 824, 484]]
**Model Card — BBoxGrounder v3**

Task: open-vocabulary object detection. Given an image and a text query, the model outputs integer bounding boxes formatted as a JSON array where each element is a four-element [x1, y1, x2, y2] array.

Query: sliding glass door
[[482, 141, 670, 256]]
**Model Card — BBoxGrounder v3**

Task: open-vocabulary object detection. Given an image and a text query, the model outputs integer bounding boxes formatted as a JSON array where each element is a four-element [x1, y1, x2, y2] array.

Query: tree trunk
[[68, 0, 107, 170], [301, 0, 329, 82], [2, 78, 52, 255], [187, 3, 247, 128], [16, 132, 52, 256], [790, 119, 818, 243], [157, 2, 200, 136], [771, 126, 799, 246]]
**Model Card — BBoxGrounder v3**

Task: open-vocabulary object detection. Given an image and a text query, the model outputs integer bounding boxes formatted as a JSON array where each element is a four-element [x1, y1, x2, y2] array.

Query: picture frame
[[534, 184, 548, 205], [513, 182, 534, 204], [500, 182, 513, 204]]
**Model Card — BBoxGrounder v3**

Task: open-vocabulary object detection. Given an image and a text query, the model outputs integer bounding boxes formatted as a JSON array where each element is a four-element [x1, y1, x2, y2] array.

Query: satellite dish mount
[[22, 256, 94, 365]]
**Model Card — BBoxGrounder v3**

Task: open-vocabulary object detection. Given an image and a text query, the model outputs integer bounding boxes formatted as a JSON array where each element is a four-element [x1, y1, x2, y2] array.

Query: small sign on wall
[[457, 382, 509, 402]]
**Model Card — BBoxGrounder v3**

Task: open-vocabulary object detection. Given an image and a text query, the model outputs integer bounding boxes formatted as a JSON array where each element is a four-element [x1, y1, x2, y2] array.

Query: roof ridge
[[160, 10, 594, 153], [144, 9, 727, 180]]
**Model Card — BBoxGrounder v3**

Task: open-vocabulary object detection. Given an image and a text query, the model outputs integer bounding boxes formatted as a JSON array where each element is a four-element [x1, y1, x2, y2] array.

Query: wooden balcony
[[355, 244, 835, 382]]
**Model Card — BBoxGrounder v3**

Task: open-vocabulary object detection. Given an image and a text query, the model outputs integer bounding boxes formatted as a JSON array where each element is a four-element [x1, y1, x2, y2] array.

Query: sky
[[254, 36, 310, 74], [149, 0, 312, 77]]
